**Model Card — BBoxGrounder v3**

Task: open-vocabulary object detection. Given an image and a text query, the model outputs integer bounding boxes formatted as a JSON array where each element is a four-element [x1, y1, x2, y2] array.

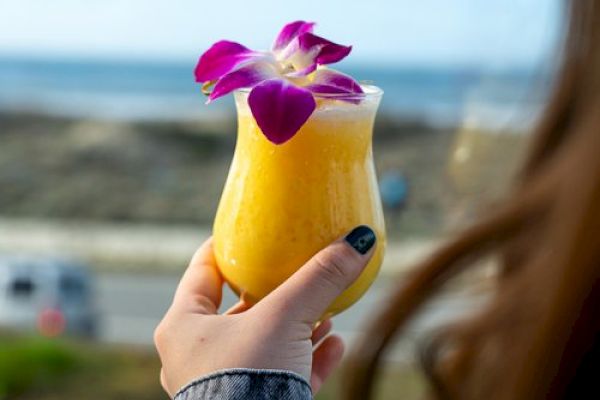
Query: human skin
[[154, 229, 375, 397]]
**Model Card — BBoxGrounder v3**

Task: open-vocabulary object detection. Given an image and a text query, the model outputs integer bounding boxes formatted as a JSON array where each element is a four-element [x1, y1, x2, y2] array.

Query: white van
[[0, 256, 98, 337]]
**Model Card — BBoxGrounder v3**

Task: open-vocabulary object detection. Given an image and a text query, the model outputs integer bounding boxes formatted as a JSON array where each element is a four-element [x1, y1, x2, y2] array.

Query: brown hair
[[345, 0, 600, 398]]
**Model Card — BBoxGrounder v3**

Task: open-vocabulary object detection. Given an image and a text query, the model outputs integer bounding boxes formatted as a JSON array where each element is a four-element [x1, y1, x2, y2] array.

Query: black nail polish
[[344, 225, 376, 255]]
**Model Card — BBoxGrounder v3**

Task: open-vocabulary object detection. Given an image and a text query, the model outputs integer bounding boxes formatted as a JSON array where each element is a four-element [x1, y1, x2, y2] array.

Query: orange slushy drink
[[213, 87, 385, 316]]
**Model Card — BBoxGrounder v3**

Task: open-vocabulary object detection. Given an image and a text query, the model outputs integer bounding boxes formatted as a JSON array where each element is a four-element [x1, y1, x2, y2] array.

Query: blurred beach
[[0, 57, 538, 351], [0, 57, 542, 242], [0, 57, 544, 124], [0, 0, 563, 398]]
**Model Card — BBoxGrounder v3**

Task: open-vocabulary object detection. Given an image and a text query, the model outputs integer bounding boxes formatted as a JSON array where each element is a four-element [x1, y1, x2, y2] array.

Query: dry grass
[[317, 363, 427, 400]]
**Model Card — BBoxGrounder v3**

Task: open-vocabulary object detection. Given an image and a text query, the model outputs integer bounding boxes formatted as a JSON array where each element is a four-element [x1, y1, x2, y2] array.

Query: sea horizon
[[0, 55, 550, 129]]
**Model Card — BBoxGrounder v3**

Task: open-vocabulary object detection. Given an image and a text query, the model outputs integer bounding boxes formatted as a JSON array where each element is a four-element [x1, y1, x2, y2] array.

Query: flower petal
[[194, 40, 258, 82], [248, 79, 316, 144], [308, 69, 363, 93], [284, 50, 319, 77], [298, 33, 352, 65], [283, 33, 352, 76], [272, 21, 315, 52], [305, 69, 364, 103], [208, 61, 279, 102]]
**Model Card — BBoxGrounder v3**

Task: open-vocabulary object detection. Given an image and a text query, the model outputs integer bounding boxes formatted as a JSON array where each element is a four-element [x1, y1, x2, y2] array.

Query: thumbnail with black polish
[[344, 225, 376, 255]]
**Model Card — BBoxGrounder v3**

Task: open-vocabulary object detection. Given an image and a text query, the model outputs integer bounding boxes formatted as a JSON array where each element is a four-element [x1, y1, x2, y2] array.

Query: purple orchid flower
[[195, 21, 364, 144]]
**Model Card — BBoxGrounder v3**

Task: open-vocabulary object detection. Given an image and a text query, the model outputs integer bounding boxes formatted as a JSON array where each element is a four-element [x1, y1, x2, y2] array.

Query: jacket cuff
[[174, 368, 312, 400]]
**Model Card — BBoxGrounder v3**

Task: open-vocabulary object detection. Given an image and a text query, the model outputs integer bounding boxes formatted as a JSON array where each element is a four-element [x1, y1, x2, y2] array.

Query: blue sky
[[0, 0, 561, 67]]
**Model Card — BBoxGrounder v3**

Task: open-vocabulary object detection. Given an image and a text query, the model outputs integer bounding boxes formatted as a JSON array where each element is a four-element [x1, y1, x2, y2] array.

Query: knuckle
[[312, 249, 353, 291], [192, 295, 218, 314], [153, 319, 170, 351], [153, 323, 164, 346]]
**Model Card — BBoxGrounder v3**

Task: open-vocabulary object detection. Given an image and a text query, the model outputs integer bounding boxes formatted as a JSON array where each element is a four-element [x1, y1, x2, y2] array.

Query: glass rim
[[235, 84, 383, 100]]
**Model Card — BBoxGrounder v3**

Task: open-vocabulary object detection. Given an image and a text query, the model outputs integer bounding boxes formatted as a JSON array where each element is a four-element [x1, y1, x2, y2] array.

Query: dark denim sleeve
[[174, 368, 313, 400]]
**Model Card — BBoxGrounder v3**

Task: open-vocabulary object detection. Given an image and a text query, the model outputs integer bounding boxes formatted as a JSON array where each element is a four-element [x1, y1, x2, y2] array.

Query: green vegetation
[[0, 333, 163, 400], [0, 332, 425, 400], [0, 335, 77, 398]]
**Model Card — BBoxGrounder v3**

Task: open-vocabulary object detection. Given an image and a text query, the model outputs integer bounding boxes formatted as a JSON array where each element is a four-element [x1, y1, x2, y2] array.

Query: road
[[0, 216, 489, 362], [95, 272, 484, 363]]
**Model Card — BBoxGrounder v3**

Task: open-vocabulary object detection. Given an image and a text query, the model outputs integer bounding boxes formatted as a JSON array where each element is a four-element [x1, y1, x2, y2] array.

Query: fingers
[[257, 226, 376, 324], [160, 368, 172, 398], [172, 237, 224, 314], [224, 293, 254, 315], [311, 319, 332, 346], [310, 335, 345, 393]]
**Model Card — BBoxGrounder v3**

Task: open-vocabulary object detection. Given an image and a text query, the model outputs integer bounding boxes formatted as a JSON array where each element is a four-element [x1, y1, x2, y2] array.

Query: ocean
[[0, 57, 550, 129]]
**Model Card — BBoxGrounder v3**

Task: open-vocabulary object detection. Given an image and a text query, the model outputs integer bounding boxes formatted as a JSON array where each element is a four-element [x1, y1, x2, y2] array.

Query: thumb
[[257, 225, 377, 324]]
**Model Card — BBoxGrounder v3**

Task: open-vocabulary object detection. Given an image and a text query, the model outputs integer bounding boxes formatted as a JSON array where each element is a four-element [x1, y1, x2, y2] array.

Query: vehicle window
[[10, 278, 35, 298], [59, 275, 86, 300]]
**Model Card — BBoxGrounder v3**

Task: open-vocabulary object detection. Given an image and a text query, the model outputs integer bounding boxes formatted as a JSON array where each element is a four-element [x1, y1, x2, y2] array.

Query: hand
[[154, 226, 376, 397]]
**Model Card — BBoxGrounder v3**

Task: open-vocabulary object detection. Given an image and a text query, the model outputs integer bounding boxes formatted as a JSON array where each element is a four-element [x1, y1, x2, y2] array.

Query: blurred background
[[0, 0, 560, 398]]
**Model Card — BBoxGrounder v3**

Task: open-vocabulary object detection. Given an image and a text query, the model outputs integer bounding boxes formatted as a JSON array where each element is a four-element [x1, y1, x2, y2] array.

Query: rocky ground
[[0, 112, 525, 237]]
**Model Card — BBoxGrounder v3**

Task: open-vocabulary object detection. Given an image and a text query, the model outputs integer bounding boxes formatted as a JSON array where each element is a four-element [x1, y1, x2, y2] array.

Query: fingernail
[[344, 225, 376, 255]]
